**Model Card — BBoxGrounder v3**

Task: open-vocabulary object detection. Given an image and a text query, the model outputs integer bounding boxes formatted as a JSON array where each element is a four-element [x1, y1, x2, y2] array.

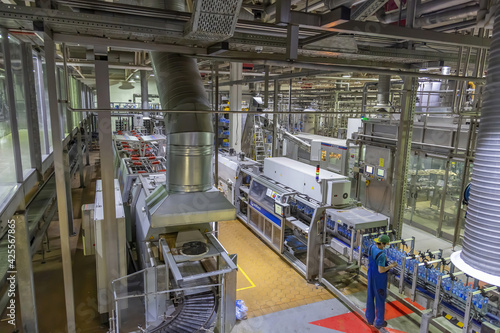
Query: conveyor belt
[[148, 291, 217, 333]]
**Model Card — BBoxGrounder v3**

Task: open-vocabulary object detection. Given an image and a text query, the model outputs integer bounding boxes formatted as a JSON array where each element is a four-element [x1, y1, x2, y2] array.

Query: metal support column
[[264, 65, 270, 109], [77, 128, 84, 188], [272, 79, 279, 156], [85, 86, 91, 165], [43, 29, 76, 333], [392, 77, 418, 238], [286, 24, 299, 61], [215, 63, 219, 184], [62, 44, 73, 135], [140, 70, 149, 111], [14, 212, 38, 333], [1, 29, 23, 183], [94, 45, 120, 316], [229, 62, 243, 151], [85, 116, 90, 166], [288, 79, 292, 130], [21, 42, 42, 177], [437, 159, 451, 237], [140, 70, 149, 132], [214, 64, 220, 237]]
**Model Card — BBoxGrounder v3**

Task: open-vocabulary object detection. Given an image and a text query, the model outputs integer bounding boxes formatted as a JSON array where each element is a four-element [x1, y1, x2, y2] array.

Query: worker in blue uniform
[[365, 234, 397, 329]]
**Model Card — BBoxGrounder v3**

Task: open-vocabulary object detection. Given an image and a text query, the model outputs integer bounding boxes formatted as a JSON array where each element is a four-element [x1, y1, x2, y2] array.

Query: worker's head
[[374, 234, 391, 250]]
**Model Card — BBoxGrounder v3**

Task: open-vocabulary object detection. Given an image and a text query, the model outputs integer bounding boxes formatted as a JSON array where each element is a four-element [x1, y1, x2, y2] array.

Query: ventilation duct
[[376, 0, 475, 25], [119, 81, 135, 90], [184, 0, 243, 42], [146, 0, 236, 225], [450, 7, 500, 286], [324, 0, 359, 10], [414, 4, 480, 28], [151, 53, 213, 193], [376, 75, 391, 111]]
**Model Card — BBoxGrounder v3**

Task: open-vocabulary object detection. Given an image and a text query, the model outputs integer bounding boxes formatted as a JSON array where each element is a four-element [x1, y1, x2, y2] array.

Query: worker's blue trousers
[[366, 247, 388, 327]]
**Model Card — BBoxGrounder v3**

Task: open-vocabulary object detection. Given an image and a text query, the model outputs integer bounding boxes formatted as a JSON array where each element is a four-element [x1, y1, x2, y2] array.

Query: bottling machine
[[84, 132, 239, 333], [218, 147, 500, 332], [218, 151, 386, 281]]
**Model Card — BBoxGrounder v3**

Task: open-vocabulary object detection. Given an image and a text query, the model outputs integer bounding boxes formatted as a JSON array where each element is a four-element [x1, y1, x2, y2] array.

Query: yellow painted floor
[[218, 220, 334, 319]]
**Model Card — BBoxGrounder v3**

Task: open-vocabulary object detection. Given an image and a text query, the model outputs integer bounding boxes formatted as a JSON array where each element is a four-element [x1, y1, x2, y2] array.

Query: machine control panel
[[363, 164, 386, 181], [274, 202, 290, 217]]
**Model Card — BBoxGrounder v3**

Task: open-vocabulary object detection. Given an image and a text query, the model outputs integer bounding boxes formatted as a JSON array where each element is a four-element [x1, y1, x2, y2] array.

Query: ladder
[[253, 115, 266, 163]]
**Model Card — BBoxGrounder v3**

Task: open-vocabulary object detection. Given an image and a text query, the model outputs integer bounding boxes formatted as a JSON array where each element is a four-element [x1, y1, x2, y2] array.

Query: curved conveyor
[[149, 291, 217, 333]]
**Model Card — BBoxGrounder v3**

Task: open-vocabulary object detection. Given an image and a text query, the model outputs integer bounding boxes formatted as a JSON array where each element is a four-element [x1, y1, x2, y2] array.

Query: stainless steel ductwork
[[150, 53, 213, 193], [150, 0, 213, 193], [414, 3, 480, 28], [324, 0, 359, 10], [376, 0, 476, 25], [144, 0, 238, 225], [451, 7, 500, 286], [377, 75, 391, 110]]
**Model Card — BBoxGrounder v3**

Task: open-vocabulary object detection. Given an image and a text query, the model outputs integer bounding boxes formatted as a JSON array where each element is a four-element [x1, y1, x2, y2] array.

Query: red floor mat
[[310, 300, 414, 332]]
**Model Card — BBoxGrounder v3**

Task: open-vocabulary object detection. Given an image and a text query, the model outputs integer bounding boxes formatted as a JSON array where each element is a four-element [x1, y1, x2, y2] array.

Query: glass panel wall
[[33, 53, 51, 158], [42, 57, 53, 152], [403, 153, 467, 241], [9, 35, 32, 177], [0, 34, 17, 203], [440, 160, 464, 238], [404, 154, 447, 234]]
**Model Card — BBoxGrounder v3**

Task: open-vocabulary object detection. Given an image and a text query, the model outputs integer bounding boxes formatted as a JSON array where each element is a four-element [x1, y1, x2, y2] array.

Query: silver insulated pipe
[[150, 52, 213, 193], [148, 0, 215, 193], [377, 75, 391, 109], [455, 7, 500, 278]]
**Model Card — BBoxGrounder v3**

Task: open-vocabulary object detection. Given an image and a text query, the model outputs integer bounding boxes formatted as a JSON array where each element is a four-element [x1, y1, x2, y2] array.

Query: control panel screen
[[377, 168, 385, 177], [365, 165, 374, 174], [275, 203, 283, 216]]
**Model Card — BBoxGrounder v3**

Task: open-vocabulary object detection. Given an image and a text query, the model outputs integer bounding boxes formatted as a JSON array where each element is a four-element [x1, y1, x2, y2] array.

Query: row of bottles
[[337, 224, 354, 240], [326, 219, 355, 241], [362, 241, 491, 312], [296, 202, 314, 216], [387, 247, 406, 266]]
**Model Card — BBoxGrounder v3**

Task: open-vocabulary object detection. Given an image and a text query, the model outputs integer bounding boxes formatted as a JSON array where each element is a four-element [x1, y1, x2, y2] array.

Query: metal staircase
[[253, 115, 266, 162]]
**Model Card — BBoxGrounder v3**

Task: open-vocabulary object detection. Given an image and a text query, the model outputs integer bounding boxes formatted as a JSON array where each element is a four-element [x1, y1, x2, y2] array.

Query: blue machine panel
[[249, 200, 282, 227]]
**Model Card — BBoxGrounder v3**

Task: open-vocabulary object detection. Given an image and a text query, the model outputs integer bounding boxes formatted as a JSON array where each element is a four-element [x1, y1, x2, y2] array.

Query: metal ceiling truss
[[0, 2, 488, 49], [0, 1, 490, 77], [351, 0, 389, 21]]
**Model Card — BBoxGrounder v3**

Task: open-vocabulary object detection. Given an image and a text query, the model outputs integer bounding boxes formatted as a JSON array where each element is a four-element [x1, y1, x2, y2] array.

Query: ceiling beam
[[326, 20, 490, 49], [53, 34, 207, 55]]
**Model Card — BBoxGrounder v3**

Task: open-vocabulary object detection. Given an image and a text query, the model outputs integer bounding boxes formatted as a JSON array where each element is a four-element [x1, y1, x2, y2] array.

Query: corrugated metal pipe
[[414, 3, 480, 28], [150, 52, 214, 193], [377, 75, 391, 108], [376, 0, 476, 25], [148, 0, 213, 193], [459, 7, 500, 276], [324, 0, 359, 10]]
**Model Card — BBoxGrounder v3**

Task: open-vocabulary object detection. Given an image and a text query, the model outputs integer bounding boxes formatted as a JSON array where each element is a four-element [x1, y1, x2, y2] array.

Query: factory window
[[403, 155, 463, 241], [9, 35, 32, 178], [0, 33, 17, 205], [33, 54, 52, 157], [42, 57, 53, 152], [57, 68, 69, 136]]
